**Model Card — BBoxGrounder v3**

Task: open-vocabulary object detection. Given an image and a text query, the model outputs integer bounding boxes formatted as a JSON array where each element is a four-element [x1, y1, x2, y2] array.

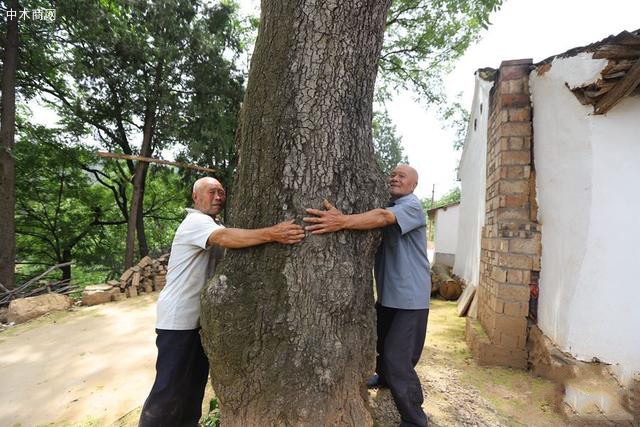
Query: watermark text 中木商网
[[5, 8, 56, 22]]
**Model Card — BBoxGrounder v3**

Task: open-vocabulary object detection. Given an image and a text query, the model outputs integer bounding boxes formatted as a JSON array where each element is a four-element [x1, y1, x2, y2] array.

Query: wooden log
[[119, 268, 134, 283], [431, 263, 462, 300], [9, 262, 74, 296], [137, 256, 153, 269], [432, 263, 454, 284], [131, 272, 141, 289], [439, 280, 463, 301], [429, 272, 440, 295]]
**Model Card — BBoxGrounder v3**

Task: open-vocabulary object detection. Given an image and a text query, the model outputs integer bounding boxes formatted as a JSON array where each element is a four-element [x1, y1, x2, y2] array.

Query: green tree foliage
[[421, 185, 460, 212], [14, 120, 190, 280], [14, 125, 125, 280], [440, 95, 470, 150], [372, 109, 408, 175], [436, 186, 461, 207], [27, 0, 244, 264], [378, 0, 502, 150], [379, 0, 502, 103]]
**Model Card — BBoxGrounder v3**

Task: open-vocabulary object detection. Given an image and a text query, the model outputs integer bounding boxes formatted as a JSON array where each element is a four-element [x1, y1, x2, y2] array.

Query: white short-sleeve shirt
[[156, 208, 225, 330]]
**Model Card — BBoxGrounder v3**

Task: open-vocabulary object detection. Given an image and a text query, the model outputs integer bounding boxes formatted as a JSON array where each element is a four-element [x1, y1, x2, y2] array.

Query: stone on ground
[[82, 284, 114, 306], [7, 293, 73, 324]]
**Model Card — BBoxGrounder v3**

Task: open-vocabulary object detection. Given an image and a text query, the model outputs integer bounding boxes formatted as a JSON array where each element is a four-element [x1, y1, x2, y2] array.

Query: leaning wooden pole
[[97, 152, 217, 175]]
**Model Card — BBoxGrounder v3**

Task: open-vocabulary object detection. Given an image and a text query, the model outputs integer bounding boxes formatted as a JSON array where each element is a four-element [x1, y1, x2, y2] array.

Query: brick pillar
[[465, 59, 541, 369]]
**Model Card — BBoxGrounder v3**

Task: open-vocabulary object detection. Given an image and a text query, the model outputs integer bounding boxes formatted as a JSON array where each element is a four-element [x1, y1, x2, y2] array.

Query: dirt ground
[[0, 294, 161, 427], [370, 299, 568, 427], [0, 294, 569, 427]]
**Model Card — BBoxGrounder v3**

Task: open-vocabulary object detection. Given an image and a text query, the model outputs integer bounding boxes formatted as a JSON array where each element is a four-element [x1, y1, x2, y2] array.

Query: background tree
[[378, 0, 502, 148], [372, 109, 408, 174], [13, 128, 126, 280], [200, 1, 392, 424], [1, 0, 67, 287], [0, 0, 19, 289], [379, 0, 502, 102], [14, 121, 190, 282], [31, 0, 244, 267]]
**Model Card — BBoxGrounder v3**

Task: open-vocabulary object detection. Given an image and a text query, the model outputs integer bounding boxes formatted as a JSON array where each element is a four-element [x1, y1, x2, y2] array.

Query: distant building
[[426, 202, 460, 267]]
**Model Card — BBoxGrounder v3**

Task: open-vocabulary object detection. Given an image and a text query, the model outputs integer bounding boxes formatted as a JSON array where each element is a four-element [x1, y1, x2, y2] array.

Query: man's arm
[[303, 200, 396, 234], [208, 219, 304, 248]]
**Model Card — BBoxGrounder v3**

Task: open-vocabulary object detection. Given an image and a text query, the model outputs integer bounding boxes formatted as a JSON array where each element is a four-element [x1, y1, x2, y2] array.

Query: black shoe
[[366, 374, 388, 389]]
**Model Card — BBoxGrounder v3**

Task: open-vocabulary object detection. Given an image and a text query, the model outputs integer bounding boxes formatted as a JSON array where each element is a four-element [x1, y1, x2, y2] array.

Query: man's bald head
[[388, 164, 418, 198], [193, 177, 219, 194], [192, 177, 226, 216]]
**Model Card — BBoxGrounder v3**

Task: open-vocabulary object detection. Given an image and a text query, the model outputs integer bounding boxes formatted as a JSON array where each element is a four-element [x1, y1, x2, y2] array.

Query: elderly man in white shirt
[[139, 177, 304, 427]]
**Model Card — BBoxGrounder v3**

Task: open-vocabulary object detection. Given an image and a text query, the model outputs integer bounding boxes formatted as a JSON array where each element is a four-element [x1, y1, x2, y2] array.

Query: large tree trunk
[[200, 1, 391, 425], [0, 0, 19, 289]]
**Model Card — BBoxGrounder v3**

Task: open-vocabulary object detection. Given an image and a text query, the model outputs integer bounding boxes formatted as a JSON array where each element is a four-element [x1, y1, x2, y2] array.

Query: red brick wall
[[473, 59, 542, 368]]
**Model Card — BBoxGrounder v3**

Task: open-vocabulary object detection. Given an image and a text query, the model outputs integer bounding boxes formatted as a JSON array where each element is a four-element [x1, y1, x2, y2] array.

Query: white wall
[[453, 75, 493, 287], [530, 53, 640, 386], [434, 204, 460, 263]]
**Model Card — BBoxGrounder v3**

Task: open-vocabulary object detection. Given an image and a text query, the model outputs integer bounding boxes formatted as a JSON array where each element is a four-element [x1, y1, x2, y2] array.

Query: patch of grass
[[71, 266, 113, 288], [425, 299, 568, 426], [201, 397, 221, 427], [426, 300, 469, 361]]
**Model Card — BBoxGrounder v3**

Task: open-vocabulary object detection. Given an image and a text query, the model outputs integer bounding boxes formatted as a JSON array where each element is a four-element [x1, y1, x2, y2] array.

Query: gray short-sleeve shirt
[[374, 193, 431, 309]]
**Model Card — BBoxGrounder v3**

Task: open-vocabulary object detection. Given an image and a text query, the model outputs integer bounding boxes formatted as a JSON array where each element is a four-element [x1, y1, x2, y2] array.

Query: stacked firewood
[[117, 254, 169, 297], [79, 254, 169, 306]]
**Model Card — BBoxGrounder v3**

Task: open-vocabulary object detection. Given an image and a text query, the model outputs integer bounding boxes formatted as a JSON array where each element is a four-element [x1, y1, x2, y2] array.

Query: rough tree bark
[[200, 1, 391, 425], [0, 0, 19, 289]]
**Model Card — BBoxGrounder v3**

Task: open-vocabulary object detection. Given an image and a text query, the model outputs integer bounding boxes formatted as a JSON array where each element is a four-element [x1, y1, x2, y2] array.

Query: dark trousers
[[376, 305, 429, 427], [139, 329, 209, 427]]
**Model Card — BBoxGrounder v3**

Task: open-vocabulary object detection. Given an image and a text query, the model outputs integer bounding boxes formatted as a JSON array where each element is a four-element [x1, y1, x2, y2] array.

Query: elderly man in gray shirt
[[304, 164, 431, 427]]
